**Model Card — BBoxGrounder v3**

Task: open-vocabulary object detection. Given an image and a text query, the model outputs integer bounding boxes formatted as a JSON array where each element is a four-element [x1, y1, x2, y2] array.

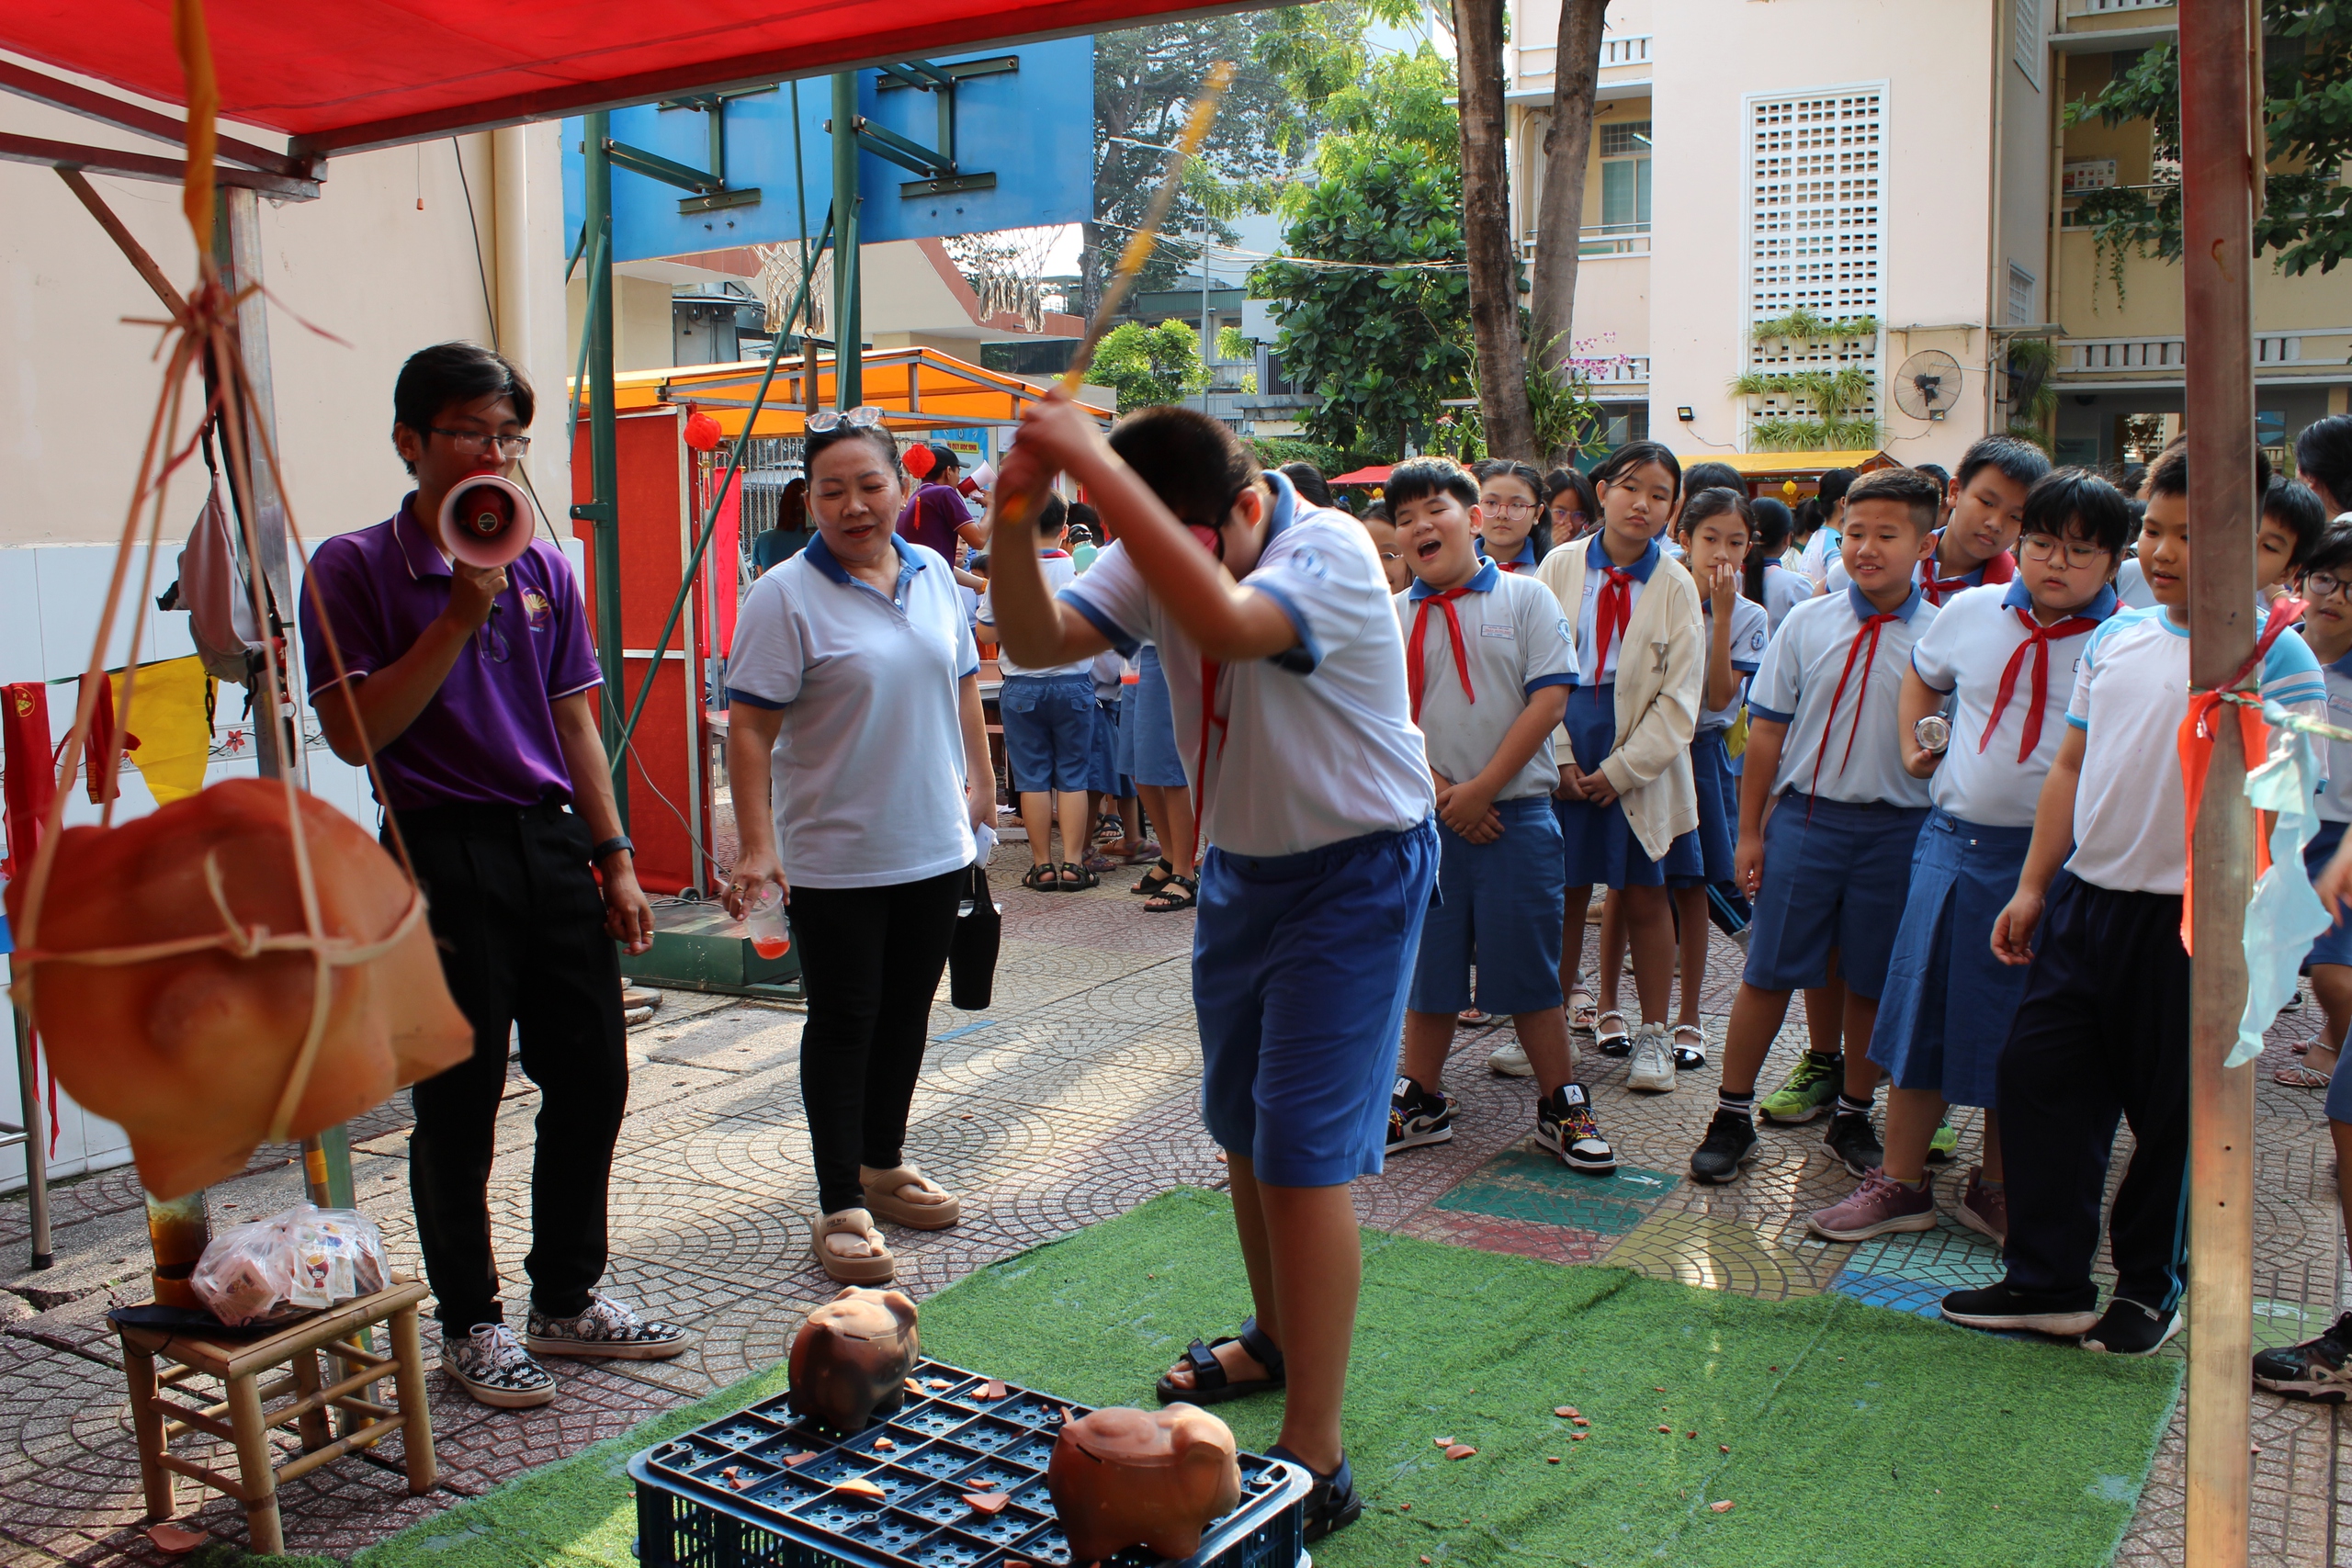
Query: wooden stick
[[56, 169, 188, 317], [2179, 1, 2259, 1562]]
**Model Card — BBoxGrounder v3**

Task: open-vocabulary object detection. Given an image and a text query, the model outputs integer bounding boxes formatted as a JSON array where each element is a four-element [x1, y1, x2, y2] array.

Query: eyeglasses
[[807, 405, 888, 432], [2305, 570, 2352, 604], [431, 428, 531, 456], [2018, 535, 2113, 569], [1482, 498, 1538, 516]]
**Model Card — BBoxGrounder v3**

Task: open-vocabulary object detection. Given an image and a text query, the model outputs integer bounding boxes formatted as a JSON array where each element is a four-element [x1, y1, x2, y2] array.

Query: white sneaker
[[1487, 1039, 1532, 1077], [1626, 1024, 1676, 1093]]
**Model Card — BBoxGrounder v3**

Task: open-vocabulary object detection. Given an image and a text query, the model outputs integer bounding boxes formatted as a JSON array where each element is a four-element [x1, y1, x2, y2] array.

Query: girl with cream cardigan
[[1536, 442, 1707, 1097]]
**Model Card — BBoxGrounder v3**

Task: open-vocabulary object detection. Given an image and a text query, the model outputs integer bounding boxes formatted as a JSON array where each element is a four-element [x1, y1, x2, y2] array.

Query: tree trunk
[[1453, 0, 1536, 461], [1530, 0, 1609, 402]]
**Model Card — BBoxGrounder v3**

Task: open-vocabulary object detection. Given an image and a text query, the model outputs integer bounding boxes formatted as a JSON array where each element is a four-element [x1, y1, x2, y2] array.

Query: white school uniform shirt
[[1058, 470, 1434, 857], [978, 551, 1087, 677], [1394, 561, 1579, 801], [2319, 650, 2352, 825], [2114, 557, 2157, 610], [1908, 581, 2119, 829], [1747, 583, 1940, 808], [725, 535, 979, 889], [1572, 531, 1664, 683], [1797, 525, 1840, 587], [2064, 605, 2327, 894], [1699, 593, 1771, 733], [1759, 562, 1813, 633]]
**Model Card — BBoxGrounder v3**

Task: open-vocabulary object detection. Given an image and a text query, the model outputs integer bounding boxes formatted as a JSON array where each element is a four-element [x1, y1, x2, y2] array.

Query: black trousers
[[1996, 871, 2192, 1314], [790, 868, 965, 1213], [392, 803, 628, 1332]]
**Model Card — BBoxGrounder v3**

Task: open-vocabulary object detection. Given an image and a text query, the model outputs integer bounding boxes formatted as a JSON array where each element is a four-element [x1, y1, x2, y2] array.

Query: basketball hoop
[[755, 242, 830, 336], [947, 226, 1065, 335]]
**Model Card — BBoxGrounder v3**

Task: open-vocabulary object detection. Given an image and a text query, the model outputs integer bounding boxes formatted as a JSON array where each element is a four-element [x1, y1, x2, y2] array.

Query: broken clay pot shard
[[1047, 1404, 1243, 1564], [8, 778, 471, 1200], [787, 1288, 922, 1432]]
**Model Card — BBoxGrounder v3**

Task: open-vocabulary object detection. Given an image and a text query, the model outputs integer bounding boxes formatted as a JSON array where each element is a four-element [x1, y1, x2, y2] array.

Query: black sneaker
[[1939, 1281, 2101, 1337], [1268, 1445, 1362, 1542], [1535, 1082, 1617, 1171], [1823, 1111, 1883, 1178], [2081, 1297, 2182, 1356], [2253, 1311, 2352, 1401], [442, 1323, 558, 1408], [1689, 1109, 1759, 1184], [1385, 1077, 1454, 1154]]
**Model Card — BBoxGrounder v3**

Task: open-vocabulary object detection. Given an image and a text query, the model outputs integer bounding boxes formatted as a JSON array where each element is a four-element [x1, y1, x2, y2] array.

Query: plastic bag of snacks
[[191, 1202, 388, 1326]]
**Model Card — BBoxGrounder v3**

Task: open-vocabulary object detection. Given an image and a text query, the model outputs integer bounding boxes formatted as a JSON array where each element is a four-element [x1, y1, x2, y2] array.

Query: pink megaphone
[[437, 473, 535, 569]]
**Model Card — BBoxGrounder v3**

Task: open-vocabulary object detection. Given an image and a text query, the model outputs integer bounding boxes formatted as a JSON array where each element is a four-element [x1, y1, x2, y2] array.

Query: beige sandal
[[859, 1165, 962, 1230], [812, 1207, 896, 1284]]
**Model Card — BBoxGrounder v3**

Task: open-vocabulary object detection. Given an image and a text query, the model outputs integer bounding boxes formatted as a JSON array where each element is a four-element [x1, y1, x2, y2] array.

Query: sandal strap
[[1236, 1315, 1285, 1377], [1180, 1337, 1227, 1389], [864, 1165, 942, 1197], [1595, 1010, 1628, 1033], [1673, 1023, 1705, 1042]]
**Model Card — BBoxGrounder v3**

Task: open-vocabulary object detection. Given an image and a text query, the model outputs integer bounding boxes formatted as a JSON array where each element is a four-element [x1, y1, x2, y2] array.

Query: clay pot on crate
[[787, 1287, 922, 1431], [1046, 1404, 1243, 1563]]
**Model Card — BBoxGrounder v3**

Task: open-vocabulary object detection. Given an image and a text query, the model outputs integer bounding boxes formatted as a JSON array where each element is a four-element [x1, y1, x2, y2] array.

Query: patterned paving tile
[[1599, 1211, 1838, 1301], [1431, 1151, 1679, 1236]]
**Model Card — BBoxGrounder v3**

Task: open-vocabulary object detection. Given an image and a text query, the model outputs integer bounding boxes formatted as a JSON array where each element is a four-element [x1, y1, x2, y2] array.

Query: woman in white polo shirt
[[721, 415, 994, 1284]]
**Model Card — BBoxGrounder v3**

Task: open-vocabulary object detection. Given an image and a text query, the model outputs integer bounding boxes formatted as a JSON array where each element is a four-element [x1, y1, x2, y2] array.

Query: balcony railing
[[1518, 225, 1652, 262], [2070, 0, 2173, 13], [1600, 34, 1652, 67], [2060, 334, 2303, 372], [1585, 356, 1651, 386]]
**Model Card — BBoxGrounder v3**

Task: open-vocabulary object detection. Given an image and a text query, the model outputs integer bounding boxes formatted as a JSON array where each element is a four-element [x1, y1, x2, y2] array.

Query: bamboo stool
[[116, 1276, 435, 1555]]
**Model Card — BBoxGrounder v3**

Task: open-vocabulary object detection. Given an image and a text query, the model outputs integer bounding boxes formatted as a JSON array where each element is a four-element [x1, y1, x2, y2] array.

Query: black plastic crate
[[631, 1358, 1310, 1568]]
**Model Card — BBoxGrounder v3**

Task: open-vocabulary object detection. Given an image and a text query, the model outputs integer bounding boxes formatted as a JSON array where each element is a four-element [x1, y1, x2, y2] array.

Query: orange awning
[[584, 346, 1112, 439]]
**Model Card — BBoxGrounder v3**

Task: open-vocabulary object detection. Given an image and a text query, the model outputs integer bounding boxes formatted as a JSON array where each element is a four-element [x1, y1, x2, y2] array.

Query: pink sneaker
[[1957, 1166, 2007, 1245], [1807, 1168, 1938, 1242]]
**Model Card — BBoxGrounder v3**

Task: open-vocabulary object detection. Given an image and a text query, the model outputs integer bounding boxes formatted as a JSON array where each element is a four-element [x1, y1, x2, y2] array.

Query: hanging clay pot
[[1047, 1404, 1242, 1562], [6, 778, 471, 1199], [787, 1287, 922, 1431]]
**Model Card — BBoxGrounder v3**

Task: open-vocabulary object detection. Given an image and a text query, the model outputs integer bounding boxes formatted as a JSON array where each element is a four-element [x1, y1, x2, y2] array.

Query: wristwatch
[[590, 834, 635, 863]]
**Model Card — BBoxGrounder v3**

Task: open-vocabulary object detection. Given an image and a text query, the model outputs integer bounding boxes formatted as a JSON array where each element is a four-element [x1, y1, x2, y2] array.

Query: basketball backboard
[[562, 37, 1093, 265]]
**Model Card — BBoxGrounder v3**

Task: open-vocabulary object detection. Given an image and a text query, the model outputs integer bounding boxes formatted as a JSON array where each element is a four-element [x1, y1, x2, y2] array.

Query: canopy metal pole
[[578, 111, 629, 825], [2179, 1, 2260, 1561], [831, 73, 862, 410]]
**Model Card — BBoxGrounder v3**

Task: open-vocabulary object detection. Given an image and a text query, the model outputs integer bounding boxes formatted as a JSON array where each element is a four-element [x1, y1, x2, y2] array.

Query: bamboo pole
[[2179, 2, 2261, 1562]]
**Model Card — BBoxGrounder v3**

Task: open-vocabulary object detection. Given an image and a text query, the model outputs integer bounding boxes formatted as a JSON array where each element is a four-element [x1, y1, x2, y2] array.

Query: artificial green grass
[[362, 1188, 2181, 1568]]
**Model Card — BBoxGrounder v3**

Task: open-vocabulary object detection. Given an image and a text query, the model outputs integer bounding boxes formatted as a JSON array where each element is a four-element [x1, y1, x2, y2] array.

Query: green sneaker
[[1758, 1052, 1842, 1124], [1926, 1122, 1958, 1164]]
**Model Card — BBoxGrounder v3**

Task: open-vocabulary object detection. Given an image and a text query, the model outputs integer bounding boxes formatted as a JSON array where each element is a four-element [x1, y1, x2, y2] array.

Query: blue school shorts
[[999, 673, 1096, 793], [1668, 729, 1737, 888], [2303, 820, 2352, 971], [1866, 810, 2036, 1108], [1194, 819, 1439, 1186], [1555, 682, 1703, 889], [1742, 792, 1928, 999], [1408, 797, 1566, 1017], [1087, 697, 1128, 796], [1117, 646, 1188, 789]]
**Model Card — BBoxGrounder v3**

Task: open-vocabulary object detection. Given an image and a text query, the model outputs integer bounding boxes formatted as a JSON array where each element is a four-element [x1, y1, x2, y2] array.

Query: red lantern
[[903, 443, 937, 479], [683, 408, 722, 452]]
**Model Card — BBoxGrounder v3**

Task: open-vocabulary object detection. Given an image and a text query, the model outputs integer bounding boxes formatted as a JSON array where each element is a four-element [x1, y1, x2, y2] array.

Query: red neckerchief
[[1408, 587, 1476, 724], [1810, 607, 1902, 794], [1921, 540, 2016, 605], [1980, 605, 2103, 763], [1193, 657, 1228, 829], [1498, 559, 1528, 573], [2177, 598, 2302, 953], [1593, 568, 1636, 681]]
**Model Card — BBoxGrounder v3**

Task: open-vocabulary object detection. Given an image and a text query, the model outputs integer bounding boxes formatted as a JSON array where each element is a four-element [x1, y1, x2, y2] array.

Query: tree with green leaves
[[2068, 4, 2352, 293], [1250, 148, 1476, 459], [1088, 320, 1209, 410]]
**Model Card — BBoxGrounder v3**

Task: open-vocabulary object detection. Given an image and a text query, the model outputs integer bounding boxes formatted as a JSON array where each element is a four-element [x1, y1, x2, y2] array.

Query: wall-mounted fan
[[1893, 349, 1963, 422]]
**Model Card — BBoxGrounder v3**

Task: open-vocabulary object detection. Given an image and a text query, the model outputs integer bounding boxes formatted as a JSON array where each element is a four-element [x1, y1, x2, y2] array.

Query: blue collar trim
[[1846, 581, 1926, 623], [1262, 468, 1299, 540], [803, 531, 920, 590], [1475, 537, 1538, 567], [1408, 558, 1501, 600], [1585, 530, 1661, 581], [2000, 581, 2120, 623]]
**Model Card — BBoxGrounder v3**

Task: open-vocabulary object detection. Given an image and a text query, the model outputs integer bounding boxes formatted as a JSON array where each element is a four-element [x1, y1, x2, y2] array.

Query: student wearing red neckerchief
[[1690, 468, 1944, 1189], [1809, 468, 2130, 1250], [1533, 442, 1707, 1095], [1826, 436, 2049, 604]]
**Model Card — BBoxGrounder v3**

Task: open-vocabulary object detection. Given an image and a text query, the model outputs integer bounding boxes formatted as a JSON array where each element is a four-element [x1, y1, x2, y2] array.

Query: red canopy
[[2, 0, 1239, 155], [1329, 466, 1391, 485]]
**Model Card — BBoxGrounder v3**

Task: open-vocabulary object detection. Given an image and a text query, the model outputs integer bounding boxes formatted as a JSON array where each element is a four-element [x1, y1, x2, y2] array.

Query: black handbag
[[947, 861, 1000, 1010]]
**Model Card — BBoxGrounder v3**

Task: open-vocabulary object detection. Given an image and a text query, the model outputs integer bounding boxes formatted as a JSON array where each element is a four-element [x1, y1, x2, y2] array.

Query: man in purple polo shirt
[[300, 342, 686, 1410], [898, 445, 987, 588]]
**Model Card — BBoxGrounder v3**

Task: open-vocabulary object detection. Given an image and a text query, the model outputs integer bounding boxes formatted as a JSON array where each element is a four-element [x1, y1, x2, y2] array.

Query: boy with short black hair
[[978, 494, 1099, 889], [984, 396, 1436, 1540], [1826, 436, 2049, 604], [1942, 446, 2327, 1352], [1689, 467, 1943, 1186], [1809, 468, 2129, 1244], [1381, 458, 1611, 1170]]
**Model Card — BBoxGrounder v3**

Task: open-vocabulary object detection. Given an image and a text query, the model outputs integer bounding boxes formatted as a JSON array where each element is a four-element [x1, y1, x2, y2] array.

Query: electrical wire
[[448, 133, 564, 547]]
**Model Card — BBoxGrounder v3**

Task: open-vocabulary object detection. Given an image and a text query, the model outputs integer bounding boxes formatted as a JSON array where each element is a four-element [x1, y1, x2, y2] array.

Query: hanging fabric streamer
[[112, 657, 213, 805], [2237, 706, 2338, 1066]]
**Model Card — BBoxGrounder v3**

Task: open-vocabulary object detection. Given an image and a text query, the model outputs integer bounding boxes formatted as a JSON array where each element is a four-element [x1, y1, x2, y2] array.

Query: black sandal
[[1021, 863, 1064, 893], [1152, 1315, 1285, 1405], [1130, 858, 1177, 896], [1143, 874, 1197, 913], [1060, 861, 1099, 890], [1268, 1445, 1363, 1541]]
